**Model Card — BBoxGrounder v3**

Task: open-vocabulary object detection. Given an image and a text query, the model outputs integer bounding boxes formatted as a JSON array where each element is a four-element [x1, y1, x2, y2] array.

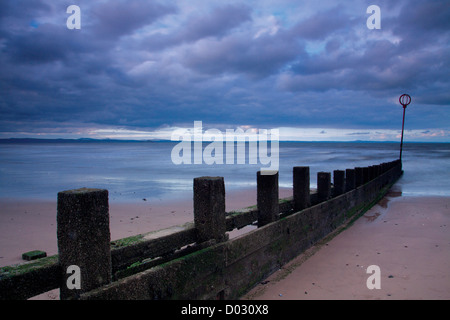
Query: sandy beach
[[243, 190, 450, 300], [2, 187, 291, 300], [0, 187, 293, 268], [2, 186, 449, 300]]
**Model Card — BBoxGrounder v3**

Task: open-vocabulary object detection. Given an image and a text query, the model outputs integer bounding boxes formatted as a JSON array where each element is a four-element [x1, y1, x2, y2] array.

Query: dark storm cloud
[[1, 0, 176, 64], [0, 0, 51, 21], [0, 0, 449, 140], [90, 0, 176, 40], [3, 23, 81, 64], [390, 0, 450, 50], [142, 4, 252, 51], [178, 6, 354, 79], [182, 4, 251, 39], [290, 6, 354, 40], [281, 0, 450, 100], [181, 31, 304, 78], [0, 0, 174, 126]]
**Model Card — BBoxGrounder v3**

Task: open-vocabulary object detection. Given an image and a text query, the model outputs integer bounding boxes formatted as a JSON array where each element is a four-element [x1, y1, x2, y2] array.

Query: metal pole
[[399, 105, 406, 161], [398, 94, 411, 162]]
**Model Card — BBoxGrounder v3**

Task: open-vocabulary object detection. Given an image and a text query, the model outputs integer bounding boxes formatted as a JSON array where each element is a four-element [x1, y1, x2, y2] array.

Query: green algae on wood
[[22, 250, 47, 261]]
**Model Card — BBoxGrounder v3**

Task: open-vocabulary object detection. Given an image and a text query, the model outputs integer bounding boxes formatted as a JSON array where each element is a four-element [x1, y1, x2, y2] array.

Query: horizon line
[[0, 137, 448, 144]]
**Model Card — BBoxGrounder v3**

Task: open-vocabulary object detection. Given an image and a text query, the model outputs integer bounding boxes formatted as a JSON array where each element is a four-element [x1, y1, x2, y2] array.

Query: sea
[[0, 140, 449, 202]]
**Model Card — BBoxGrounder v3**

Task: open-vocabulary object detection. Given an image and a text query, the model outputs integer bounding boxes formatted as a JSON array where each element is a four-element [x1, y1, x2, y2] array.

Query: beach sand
[[0, 187, 293, 268], [2, 187, 449, 300], [2, 187, 293, 300], [243, 190, 450, 300]]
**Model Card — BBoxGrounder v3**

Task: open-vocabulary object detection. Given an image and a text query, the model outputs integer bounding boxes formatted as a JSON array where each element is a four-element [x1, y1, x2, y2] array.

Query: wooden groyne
[[0, 160, 403, 300]]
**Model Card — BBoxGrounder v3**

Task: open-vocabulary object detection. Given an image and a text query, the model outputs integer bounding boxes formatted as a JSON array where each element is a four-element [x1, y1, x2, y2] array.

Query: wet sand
[[2, 187, 292, 300], [0, 188, 293, 268], [3, 187, 449, 300], [243, 191, 450, 300]]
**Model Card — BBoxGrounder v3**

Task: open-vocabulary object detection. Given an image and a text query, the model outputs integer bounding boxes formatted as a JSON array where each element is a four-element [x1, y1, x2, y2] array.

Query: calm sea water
[[0, 141, 449, 202]]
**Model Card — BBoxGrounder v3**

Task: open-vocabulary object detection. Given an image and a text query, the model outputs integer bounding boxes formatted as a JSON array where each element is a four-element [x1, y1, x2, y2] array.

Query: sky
[[0, 0, 449, 142]]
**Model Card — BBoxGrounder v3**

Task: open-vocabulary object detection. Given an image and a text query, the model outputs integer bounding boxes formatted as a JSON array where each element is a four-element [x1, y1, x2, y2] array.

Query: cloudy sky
[[0, 0, 449, 141]]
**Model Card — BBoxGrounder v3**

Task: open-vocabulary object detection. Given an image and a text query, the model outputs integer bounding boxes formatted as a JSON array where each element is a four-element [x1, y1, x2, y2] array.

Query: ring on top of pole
[[399, 94, 411, 108], [398, 93, 411, 161]]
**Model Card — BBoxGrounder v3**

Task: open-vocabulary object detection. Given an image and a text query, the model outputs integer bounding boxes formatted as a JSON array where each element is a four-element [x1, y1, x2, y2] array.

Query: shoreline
[[0, 187, 293, 268], [243, 192, 450, 300], [2, 188, 449, 300]]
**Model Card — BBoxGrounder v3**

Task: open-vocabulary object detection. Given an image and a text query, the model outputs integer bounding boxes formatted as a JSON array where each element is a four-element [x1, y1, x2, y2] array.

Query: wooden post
[[355, 167, 364, 187], [369, 166, 375, 181], [193, 176, 227, 243], [363, 167, 370, 184], [257, 171, 279, 227], [293, 166, 310, 212], [317, 172, 331, 202], [333, 170, 345, 196], [374, 165, 380, 178], [345, 168, 355, 192], [57, 188, 111, 300]]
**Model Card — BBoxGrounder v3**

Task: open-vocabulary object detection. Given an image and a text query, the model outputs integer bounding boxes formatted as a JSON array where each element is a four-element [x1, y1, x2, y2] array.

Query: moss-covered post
[[345, 168, 356, 192], [379, 163, 387, 185], [293, 166, 310, 212], [194, 176, 227, 243], [369, 166, 376, 181], [355, 167, 363, 187], [375, 164, 381, 178], [57, 188, 111, 300], [363, 167, 370, 184], [395, 159, 403, 177], [317, 172, 331, 202], [333, 170, 345, 196], [257, 171, 279, 227]]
